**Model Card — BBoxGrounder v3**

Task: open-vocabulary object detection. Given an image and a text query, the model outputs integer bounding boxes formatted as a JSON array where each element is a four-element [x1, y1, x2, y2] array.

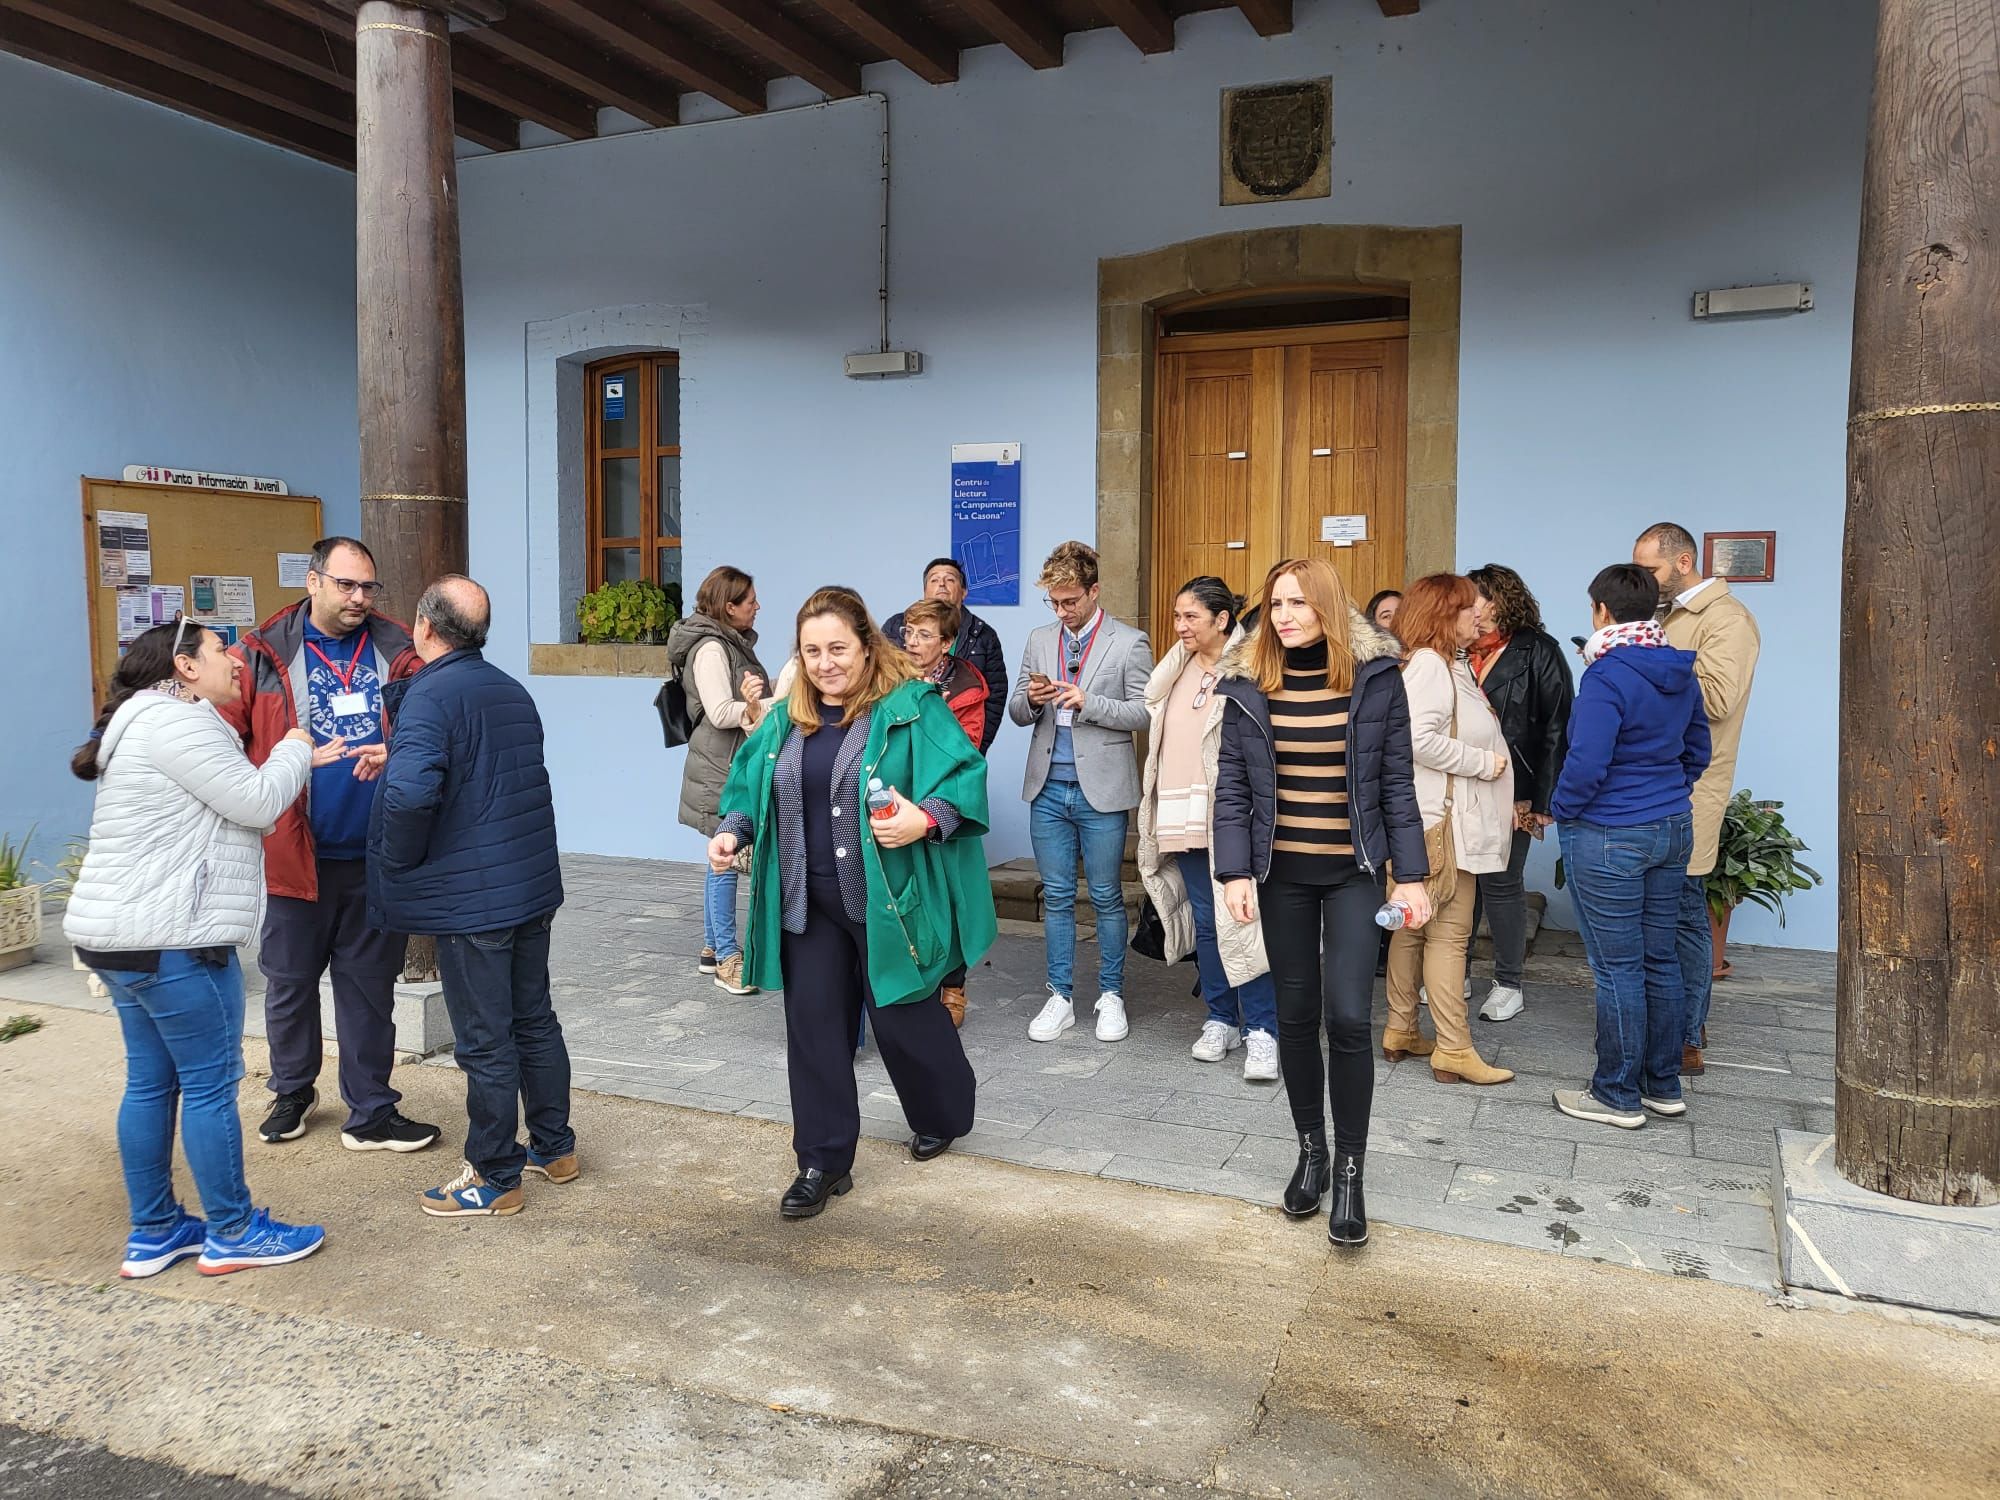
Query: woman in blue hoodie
[[1548, 565, 1711, 1131]]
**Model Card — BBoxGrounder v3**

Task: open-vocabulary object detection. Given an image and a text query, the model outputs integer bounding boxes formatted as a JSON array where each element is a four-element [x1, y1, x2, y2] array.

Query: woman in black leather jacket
[[1464, 564, 1574, 1024]]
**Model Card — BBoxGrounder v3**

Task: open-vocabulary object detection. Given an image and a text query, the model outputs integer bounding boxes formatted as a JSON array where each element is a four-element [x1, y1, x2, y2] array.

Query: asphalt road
[[0, 1424, 290, 1499]]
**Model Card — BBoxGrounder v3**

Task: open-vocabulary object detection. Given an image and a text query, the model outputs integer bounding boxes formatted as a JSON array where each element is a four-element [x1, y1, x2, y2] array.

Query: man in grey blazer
[[1008, 541, 1154, 1044]]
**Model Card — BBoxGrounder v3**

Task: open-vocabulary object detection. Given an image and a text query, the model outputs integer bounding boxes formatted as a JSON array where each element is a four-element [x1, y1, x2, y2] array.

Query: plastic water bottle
[[1374, 900, 1412, 931], [867, 777, 897, 822]]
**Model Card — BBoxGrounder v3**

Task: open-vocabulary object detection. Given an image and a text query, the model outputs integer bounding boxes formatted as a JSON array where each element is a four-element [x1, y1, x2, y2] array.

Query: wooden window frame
[[584, 352, 681, 592]]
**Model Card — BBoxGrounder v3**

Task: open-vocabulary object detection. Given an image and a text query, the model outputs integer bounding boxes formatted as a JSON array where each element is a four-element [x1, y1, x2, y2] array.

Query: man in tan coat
[[1634, 522, 1760, 1075]]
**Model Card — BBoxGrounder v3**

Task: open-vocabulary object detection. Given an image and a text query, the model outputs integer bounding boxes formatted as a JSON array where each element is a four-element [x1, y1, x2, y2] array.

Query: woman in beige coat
[[1384, 574, 1517, 1085], [1136, 577, 1277, 1081]]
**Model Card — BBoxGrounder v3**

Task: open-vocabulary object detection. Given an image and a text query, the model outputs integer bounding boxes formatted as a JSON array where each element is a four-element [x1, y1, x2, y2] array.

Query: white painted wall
[[0, 55, 360, 877], [461, 0, 1870, 950]]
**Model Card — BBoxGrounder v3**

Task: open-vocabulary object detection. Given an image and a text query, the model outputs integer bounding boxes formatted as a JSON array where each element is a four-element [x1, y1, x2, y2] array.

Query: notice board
[[81, 477, 324, 710]]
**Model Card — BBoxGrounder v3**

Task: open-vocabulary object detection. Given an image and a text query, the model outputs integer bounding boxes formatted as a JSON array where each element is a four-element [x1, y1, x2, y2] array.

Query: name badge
[[330, 691, 370, 719], [1055, 706, 1076, 728]]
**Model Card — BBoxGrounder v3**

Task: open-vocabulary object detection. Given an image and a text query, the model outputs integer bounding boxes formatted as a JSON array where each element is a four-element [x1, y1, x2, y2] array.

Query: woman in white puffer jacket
[[67, 616, 343, 1280]]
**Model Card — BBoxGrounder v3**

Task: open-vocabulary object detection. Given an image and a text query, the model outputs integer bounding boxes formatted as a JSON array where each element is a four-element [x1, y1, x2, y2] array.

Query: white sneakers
[[1094, 993, 1129, 1041], [1243, 1030, 1280, 1081], [1480, 984, 1525, 1022], [1027, 988, 1129, 1042], [1028, 992, 1076, 1042], [1191, 1020, 1241, 1062]]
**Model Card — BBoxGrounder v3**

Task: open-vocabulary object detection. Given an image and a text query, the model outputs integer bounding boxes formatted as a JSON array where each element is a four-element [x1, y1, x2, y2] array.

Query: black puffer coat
[[1477, 628, 1574, 815], [1211, 611, 1428, 884]]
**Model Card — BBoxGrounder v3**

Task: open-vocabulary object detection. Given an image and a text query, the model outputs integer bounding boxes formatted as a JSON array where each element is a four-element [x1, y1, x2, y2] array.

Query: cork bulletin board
[[81, 477, 324, 710]]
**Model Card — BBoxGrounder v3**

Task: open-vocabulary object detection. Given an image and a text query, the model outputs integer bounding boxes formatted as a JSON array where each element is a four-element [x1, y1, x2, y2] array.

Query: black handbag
[[1130, 894, 1170, 961], [653, 678, 696, 749]]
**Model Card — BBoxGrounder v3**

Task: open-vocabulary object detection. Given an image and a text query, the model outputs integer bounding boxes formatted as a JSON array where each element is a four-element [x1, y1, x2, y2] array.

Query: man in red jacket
[[219, 536, 440, 1154]]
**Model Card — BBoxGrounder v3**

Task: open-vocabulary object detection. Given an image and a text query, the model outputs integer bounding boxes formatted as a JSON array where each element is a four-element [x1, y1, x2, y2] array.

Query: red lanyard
[[1057, 616, 1103, 685], [306, 634, 367, 693]]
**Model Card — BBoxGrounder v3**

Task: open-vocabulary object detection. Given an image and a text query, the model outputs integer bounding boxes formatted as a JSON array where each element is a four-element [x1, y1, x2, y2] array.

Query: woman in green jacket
[[709, 586, 997, 1219]]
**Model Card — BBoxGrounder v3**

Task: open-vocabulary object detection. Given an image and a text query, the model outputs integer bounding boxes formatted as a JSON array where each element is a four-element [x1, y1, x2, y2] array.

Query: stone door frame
[[1096, 225, 1461, 626]]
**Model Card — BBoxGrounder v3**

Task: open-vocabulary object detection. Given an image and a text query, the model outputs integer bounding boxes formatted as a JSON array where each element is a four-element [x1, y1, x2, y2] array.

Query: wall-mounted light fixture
[[1693, 282, 1814, 319]]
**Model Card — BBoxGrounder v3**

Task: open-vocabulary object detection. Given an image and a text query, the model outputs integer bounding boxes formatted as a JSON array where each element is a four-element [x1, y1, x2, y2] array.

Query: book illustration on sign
[[950, 442, 1022, 608]]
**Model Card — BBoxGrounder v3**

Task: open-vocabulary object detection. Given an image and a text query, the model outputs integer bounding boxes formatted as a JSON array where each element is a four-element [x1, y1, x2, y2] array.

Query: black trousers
[[260, 858, 407, 1132], [1261, 867, 1381, 1157], [779, 883, 976, 1177]]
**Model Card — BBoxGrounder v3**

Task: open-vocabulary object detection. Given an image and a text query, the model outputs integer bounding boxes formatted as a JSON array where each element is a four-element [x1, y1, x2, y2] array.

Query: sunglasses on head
[[171, 612, 197, 659]]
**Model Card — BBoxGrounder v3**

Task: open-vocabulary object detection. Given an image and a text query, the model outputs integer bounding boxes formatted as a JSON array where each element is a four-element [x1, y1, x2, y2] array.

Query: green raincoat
[[719, 677, 998, 1007]]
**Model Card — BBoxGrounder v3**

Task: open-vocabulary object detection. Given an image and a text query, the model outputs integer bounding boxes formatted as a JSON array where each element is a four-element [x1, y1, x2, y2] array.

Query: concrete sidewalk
[[1, 997, 1997, 1499], [4, 853, 1837, 1296]]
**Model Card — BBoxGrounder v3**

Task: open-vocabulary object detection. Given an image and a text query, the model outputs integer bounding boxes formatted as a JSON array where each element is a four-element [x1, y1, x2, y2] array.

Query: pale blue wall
[[0, 55, 360, 875], [460, 0, 1870, 950]]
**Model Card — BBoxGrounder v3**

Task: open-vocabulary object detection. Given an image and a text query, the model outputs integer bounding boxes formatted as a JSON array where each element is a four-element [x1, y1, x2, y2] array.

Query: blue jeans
[[1678, 875, 1714, 1048], [1175, 850, 1276, 1036], [704, 868, 740, 961], [98, 950, 254, 1240], [435, 914, 575, 1191], [1560, 813, 1693, 1111], [1030, 781, 1129, 997]]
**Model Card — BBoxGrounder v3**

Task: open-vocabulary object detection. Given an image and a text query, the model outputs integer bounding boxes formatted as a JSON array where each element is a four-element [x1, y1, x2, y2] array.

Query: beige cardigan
[[1135, 633, 1269, 988], [1401, 647, 1514, 876], [1664, 579, 1760, 877]]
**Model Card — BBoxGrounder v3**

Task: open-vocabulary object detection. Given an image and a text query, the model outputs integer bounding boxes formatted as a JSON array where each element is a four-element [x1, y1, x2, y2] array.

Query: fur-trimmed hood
[[1216, 609, 1403, 682]]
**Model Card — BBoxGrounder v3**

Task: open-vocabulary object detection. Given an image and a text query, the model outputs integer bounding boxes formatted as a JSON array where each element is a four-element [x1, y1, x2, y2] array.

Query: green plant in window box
[[576, 579, 677, 645]]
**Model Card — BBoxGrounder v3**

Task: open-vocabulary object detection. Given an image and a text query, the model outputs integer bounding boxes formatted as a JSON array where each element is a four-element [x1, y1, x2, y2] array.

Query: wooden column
[[1838, 0, 2000, 1206], [355, 0, 469, 625]]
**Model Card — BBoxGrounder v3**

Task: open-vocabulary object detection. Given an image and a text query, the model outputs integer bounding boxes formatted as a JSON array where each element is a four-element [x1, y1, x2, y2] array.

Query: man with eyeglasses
[[1008, 540, 1154, 1045], [220, 535, 440, 1155], [882, 557, 1008, 755]]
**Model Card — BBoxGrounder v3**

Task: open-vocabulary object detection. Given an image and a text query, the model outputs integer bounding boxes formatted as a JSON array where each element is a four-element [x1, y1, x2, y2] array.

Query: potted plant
[[576, 579, 677, 645], [1705, 791, 1823, 978], [0, 830, 45, 974]]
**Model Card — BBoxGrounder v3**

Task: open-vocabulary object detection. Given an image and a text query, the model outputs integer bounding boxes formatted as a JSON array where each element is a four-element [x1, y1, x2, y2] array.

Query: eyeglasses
[[1192, 671, 1218, 709], [1044, 594, 1088, 613], [312, 571, 384, 599], [901, 627, 941, 644]]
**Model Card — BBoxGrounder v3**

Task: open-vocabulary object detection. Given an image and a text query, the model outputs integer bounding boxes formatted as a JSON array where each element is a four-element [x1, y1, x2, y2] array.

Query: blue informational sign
[[603, 376, 626, 421], [949, 443, 1021, 607]]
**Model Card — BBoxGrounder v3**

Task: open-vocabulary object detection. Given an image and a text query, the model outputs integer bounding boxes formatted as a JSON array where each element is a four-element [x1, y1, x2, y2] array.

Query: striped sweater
[[1268, 640, 1356, 880]]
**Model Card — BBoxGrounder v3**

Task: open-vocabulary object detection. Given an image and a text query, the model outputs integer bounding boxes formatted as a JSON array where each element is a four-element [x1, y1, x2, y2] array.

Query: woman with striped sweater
[[1212, 559, 1431, 1248]]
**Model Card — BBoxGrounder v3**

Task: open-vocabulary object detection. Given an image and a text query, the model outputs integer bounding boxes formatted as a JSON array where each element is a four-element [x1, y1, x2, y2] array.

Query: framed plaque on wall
[[1704, 530, 1776, 583]]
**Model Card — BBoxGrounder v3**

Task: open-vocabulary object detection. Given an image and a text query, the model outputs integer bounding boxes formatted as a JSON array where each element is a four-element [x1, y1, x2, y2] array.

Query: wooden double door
[[1151, 323, 1408, 649]]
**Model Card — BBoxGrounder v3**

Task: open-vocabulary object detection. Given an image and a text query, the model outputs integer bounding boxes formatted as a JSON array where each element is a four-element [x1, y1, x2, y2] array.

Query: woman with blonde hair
[[1212, 558, 1431, 1246], [1382, 574, 1517, 1087], [708, 587, 995, 1218]]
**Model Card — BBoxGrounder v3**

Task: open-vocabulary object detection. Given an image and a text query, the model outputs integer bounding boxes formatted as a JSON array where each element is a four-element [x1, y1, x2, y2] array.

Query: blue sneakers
[[421, 1163, 524, 1217], [119, 1211, 206, 1279], [196, 1208, 327, 1276]]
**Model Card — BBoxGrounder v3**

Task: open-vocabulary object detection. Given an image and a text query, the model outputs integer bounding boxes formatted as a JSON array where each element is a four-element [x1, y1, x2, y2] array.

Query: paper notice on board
[[278, 552, 312, 588], [1319, 514, 1368, 546], [98, 509, 151, 587], [115, 584, 185, 649], [191, 574, 255, 625]]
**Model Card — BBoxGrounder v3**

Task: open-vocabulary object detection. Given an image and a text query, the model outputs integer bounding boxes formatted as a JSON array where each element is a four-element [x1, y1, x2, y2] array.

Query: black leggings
[[1261, 867, 1382, 1156]]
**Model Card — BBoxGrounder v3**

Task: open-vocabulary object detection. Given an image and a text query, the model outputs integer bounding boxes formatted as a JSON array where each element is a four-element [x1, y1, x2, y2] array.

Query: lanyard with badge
[[1055, 616, 1101, 728], [308, 633, 372, 720]]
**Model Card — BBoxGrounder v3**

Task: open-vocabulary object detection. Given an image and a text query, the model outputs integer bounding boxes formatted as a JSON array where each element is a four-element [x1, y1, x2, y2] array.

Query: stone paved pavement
[[524, 854, 1835, 1293]]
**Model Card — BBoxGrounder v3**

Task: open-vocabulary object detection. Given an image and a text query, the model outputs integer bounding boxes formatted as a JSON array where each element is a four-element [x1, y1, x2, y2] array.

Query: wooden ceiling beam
[[446, 89, 522, 151], [1232, 0, 1291, 37], [1378, 0, 1420, 15], [1096, 0, 1174, 54], [1, 0, 353, 134], [803, 0, 956, 85], [470, 11, 678, 128], [533, 0, 766, 116], [954, 0, 1063, 70], [670, 0, 861, 98], [444, 37, 598, 137], [0, 5, 352, 166]]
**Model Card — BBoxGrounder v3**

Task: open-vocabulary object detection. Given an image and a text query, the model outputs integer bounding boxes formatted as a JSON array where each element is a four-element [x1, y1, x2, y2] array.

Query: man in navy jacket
[[368, 576, 575, 1218]]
